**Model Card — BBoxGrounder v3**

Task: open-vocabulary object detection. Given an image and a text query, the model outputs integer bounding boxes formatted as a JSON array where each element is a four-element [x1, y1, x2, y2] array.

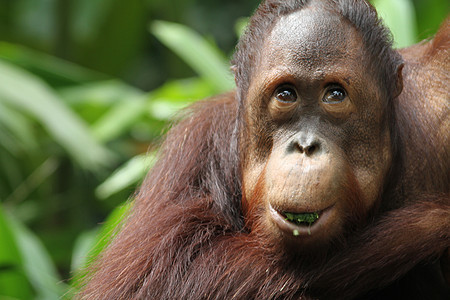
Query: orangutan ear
[[393, 63, 404, 99]]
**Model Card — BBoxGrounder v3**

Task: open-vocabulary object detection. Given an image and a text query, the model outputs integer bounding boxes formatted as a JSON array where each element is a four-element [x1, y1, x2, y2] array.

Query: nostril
[[295, 142, 320, 156], [305, 144, 319, 155], [290, 133, 325, 156], [297, 144, 305, 153]]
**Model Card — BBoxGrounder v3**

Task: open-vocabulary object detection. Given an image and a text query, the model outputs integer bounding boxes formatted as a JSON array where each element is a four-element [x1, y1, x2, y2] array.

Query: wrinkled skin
[[242, 5, 396, 249]]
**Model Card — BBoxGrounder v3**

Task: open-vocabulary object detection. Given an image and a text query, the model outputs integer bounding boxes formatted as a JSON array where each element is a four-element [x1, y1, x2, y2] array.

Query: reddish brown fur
[[79, 1, 449, 299]]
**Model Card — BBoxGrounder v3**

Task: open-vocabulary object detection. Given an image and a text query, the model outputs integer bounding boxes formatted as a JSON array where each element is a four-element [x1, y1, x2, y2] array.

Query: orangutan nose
[[291, 133, 325, 157]]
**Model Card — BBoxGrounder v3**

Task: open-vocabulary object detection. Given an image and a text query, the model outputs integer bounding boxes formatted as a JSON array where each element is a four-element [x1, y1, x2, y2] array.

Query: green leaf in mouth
[[284, 212, 319, 226]]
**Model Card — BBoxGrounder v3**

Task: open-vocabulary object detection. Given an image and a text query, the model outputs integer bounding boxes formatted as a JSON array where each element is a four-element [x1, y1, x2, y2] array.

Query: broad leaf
[[0, 60, 114, 170], [151, 21, 235, 93]]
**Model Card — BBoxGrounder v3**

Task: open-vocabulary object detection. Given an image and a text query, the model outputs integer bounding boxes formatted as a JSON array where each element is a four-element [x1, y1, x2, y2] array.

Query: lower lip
[[269, 203, 334, 237]]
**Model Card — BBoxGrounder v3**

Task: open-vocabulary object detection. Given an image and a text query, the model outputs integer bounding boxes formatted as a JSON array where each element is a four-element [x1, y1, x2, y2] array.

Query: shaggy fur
[[79, 1, 449, 299]]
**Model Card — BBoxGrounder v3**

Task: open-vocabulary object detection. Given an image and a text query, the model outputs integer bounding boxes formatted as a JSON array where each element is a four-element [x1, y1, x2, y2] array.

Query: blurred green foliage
[[0, 0, 447, 298]]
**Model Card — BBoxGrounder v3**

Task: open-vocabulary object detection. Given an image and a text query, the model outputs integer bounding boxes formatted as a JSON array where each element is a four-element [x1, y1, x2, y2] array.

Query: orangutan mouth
[[283, 211, 320, 226], [269, 204, 335, 237]]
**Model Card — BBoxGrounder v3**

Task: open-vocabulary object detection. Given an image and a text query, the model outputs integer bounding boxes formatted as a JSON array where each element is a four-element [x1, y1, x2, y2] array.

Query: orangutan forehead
[[264, 6, 356, 69]]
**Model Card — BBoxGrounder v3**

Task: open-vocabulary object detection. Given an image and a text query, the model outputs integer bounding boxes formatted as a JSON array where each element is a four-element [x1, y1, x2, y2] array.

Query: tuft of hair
[[232, 0, 403, 103]]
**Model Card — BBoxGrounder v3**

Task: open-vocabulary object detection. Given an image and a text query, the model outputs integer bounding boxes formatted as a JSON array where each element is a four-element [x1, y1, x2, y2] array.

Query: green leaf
[[0, 205, 33, 299], [3, 207, 67, 299], [5, 158, 59, 205], [0, 101, 37, 153], [372, 0, 417, 48], [0, 126, 20, 155], [0, 42, 106, 86], [70, 228, 99, 275], [413, 0, 449, 40], [76, 202, 131, 271], [147, 77, 217, 120], [96, 153, 156, 199], [91, 201, 133, 258], [91, 95, 147, 142], [59, 80, 145, 129], [151, 21, 235, 93], [71, 202, 132, 290], [0, 60, 114, 170], [147, 99, 188, 121], [59, 80, 142, 106], [235, 17, 249, 38], [151, 77, 216, 103]]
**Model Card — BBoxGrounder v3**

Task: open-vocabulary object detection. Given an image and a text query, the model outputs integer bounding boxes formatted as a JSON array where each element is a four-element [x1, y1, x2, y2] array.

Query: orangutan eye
[[275, 86, 298, 104], [323, 87, 347, 103]]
